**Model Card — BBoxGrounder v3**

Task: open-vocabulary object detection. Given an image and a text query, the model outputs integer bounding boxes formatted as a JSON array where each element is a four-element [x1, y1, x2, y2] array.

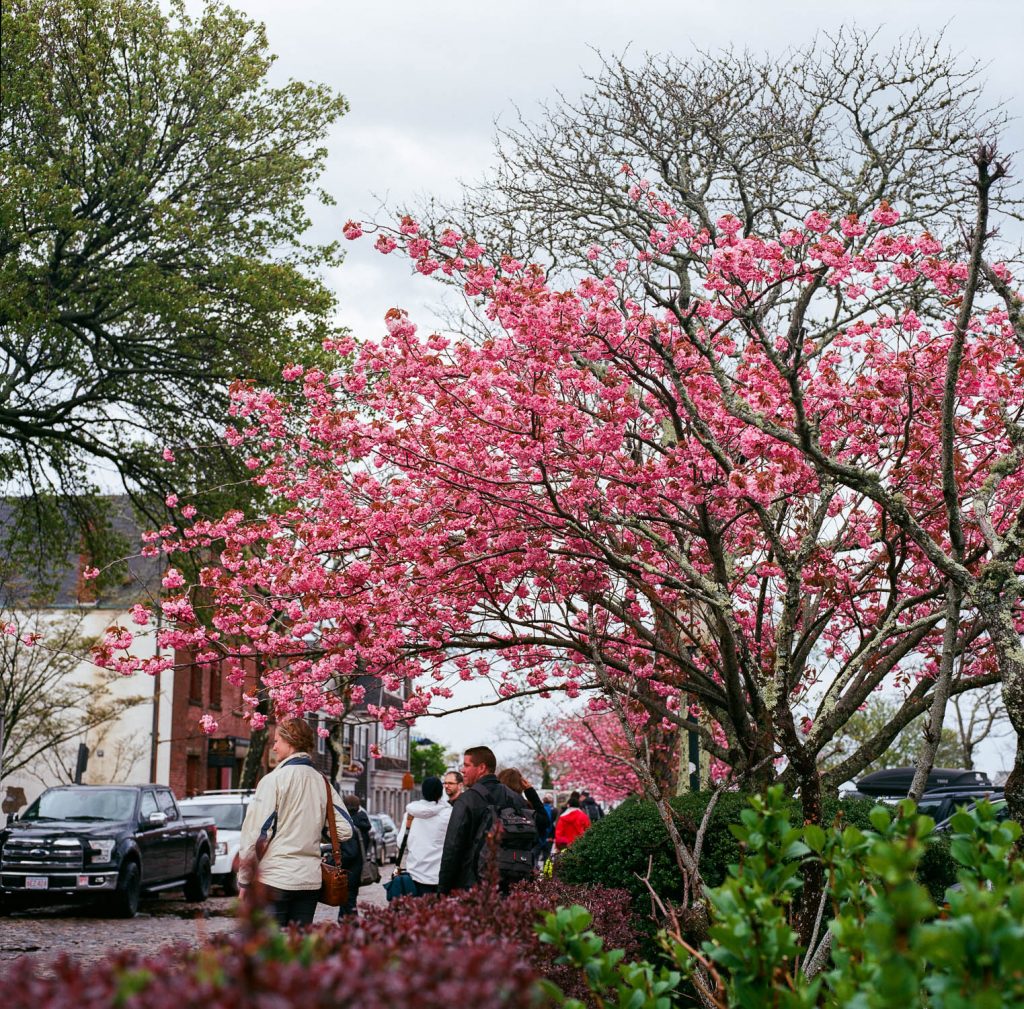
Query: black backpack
[[471, 784, 537, 886]]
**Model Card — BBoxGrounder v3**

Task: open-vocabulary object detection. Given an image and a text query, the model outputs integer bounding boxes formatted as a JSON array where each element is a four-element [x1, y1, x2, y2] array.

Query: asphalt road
[[0, 869, 394, 974]]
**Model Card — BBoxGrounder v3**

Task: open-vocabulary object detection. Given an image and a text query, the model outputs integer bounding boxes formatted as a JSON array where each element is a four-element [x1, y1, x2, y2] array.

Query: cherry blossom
[[90, 183, 1022, 802]]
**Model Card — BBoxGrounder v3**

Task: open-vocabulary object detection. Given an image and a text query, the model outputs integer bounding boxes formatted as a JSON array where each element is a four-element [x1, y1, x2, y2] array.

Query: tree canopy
[[0, 0, 346, 577], [95, 174, 1018, 820]]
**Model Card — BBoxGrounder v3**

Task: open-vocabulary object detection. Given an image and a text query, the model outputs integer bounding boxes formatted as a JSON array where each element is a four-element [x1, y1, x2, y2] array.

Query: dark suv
[[848, 767, 1002, 824]]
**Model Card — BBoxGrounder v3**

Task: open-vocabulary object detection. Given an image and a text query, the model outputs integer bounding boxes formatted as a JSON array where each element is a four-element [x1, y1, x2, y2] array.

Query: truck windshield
[[178, 801, 246, 830], [23, 788, 137, 822]]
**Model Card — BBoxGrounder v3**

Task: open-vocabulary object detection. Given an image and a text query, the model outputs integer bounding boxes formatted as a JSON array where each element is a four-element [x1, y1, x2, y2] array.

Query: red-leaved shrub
[[364, 879, 644, 1003], [0, 879, 642, 1009]]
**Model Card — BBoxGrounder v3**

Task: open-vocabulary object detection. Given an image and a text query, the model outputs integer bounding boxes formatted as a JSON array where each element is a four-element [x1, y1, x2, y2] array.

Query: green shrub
[[556, 790, 956, 905], [540, 793, 1024, 1008]]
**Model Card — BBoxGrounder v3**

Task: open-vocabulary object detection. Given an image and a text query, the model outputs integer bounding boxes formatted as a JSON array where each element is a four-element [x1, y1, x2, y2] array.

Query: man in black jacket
[[437, 745, 530, 894], [580, 790, 604, 822], [338, 793, 374, 919]]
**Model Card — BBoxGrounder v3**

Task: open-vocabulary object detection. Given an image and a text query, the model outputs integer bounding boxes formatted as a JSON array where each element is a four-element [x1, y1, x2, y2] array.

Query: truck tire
[[107, 860, 141, 919], [183, 850, 212, 902]]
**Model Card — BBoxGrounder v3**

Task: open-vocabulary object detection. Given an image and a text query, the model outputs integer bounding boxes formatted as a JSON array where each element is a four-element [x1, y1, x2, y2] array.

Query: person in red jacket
[[553, 791, 591, 850]]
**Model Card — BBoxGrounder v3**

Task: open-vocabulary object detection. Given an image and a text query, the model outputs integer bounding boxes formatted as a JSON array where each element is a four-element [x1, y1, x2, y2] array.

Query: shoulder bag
[[318, 774, 349, 907], [358, 825, 381, 885], [382, 828, 418, 900]]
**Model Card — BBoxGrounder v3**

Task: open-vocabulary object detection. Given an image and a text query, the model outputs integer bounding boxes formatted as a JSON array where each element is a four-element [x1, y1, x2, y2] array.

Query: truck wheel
[[183, 851, 212, 902], [107, 860, 141, 919]]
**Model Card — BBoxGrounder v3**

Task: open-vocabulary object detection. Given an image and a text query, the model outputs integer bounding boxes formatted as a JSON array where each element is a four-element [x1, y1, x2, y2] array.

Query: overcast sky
[[184, 1, 1024, 771]]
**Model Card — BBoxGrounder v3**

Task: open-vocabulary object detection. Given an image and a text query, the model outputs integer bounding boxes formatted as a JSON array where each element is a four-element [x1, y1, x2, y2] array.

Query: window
[[378, 726, 407, 759], [157, 789, 178, 818], [189, 664, 203, 704], [353, 723, 370, 760], [208, 663, 221, 709], [140, 790, 159, 820]]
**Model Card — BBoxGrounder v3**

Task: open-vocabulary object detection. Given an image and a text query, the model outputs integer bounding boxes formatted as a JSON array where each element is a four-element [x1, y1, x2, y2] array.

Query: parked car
[[852, 767, 992, 799], [915, 785, 1005, 826], [934, 796, 1008, 833], [368, 813, 399, 865], [0, 784, 216, 918], [178, 790, 253, 895], [842, 766, 1003, 826]]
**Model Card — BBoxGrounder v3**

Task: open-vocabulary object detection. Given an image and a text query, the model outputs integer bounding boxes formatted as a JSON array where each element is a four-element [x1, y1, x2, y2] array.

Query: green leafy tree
[[0, 0, 347, 574], [539, 792, 1024, 1008], [410, 738, 448, 783], [821, 696, 963, 777]]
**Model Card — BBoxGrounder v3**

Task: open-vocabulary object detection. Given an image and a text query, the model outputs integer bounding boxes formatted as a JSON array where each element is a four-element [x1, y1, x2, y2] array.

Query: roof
[[0, 495, 163, 611]]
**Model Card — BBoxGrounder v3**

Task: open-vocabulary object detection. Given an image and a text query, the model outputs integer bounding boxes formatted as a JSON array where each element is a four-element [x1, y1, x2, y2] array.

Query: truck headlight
[[215, 841, 228, 856], [89, 838, 116, 862]]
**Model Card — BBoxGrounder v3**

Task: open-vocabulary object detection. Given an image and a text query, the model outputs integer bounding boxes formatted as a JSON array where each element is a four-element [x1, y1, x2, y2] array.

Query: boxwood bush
[[556, 791, 957, 904]]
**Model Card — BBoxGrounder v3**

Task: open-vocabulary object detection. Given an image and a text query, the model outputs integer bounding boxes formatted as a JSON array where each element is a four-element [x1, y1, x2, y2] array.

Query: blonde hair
[[276, 716, 316, 753]]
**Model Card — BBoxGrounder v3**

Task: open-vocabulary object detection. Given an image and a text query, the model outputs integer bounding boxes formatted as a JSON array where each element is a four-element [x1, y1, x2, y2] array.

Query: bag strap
[[394, 825, 410, 868], [322, 773, 341, 868]]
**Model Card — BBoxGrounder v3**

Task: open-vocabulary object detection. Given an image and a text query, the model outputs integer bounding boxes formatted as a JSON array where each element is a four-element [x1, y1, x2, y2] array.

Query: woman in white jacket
[[237, 717, 352, 926], [395, 776, 452, 895]]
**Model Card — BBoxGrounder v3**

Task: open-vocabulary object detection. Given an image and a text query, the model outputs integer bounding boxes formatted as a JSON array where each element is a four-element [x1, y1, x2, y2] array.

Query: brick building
[[1, 496, 407, 816]]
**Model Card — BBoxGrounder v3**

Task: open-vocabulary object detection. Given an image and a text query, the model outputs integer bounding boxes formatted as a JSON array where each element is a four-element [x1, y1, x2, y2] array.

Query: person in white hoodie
[[395, 776, 452, 895]]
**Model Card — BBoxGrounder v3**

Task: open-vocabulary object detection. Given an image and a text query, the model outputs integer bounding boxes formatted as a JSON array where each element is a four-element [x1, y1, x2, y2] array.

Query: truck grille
[[1, 837, 84, 871]]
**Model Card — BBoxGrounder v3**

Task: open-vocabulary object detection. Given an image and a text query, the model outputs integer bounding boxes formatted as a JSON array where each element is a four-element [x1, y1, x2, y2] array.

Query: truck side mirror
[[146, 811, 168, 827]]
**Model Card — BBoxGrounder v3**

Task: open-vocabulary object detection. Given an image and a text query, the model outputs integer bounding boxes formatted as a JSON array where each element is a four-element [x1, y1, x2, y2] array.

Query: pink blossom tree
[[80, 151, 1024, 932], [550, 708, 645, 804]]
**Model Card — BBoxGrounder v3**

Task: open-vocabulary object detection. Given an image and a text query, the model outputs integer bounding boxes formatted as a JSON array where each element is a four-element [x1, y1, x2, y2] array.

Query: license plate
[[25, 876, 48, 890]]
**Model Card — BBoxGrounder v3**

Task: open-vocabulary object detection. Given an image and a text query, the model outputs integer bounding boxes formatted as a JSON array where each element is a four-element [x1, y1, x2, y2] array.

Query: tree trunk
[[975, 595, 1024, 826], [910, 585, 961, 802], [239, 686, 270, 789]]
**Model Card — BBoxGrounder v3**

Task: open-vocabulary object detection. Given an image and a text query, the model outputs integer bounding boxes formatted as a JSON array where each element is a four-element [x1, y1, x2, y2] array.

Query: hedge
[[0, 878, 642, 1009], [555, 791, 957, 904]]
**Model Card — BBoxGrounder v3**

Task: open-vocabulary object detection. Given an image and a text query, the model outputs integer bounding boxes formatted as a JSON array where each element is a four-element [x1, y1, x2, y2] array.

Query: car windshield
[[178, 801, 246, 830], [24, 788, 136, 822]]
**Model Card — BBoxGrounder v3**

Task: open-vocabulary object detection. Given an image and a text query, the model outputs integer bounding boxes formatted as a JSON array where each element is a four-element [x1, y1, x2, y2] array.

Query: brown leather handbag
[[319, 775, 349, 907]]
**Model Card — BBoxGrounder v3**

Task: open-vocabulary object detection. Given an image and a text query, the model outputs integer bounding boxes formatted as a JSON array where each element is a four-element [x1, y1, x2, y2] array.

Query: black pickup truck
[[0, 783, 216, 918]]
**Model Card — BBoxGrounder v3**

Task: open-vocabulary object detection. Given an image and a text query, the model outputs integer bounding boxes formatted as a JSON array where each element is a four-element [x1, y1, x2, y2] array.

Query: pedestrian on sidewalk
[[438, 746, 531, 894], [580, 790, 604, 822], [337, 794, 373, 920], [396, 776, 452, 895], [553, 791, 591, 852], [443, 770, 464, 803], [237, 717, 352, 927], [498, 768, 551, 844]]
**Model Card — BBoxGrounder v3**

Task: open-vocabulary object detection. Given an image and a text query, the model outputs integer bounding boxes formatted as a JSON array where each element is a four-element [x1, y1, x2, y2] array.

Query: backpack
[[471, 784, 537, 886]]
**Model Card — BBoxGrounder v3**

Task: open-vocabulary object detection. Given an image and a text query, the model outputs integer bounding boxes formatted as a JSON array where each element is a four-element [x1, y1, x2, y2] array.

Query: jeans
[[265, 886, 320, 927], [411, 881, 438, 896]]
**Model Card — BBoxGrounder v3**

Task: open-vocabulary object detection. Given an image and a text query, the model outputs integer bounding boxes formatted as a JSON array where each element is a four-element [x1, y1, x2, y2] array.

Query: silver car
[[177, 791, 252, 895]]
